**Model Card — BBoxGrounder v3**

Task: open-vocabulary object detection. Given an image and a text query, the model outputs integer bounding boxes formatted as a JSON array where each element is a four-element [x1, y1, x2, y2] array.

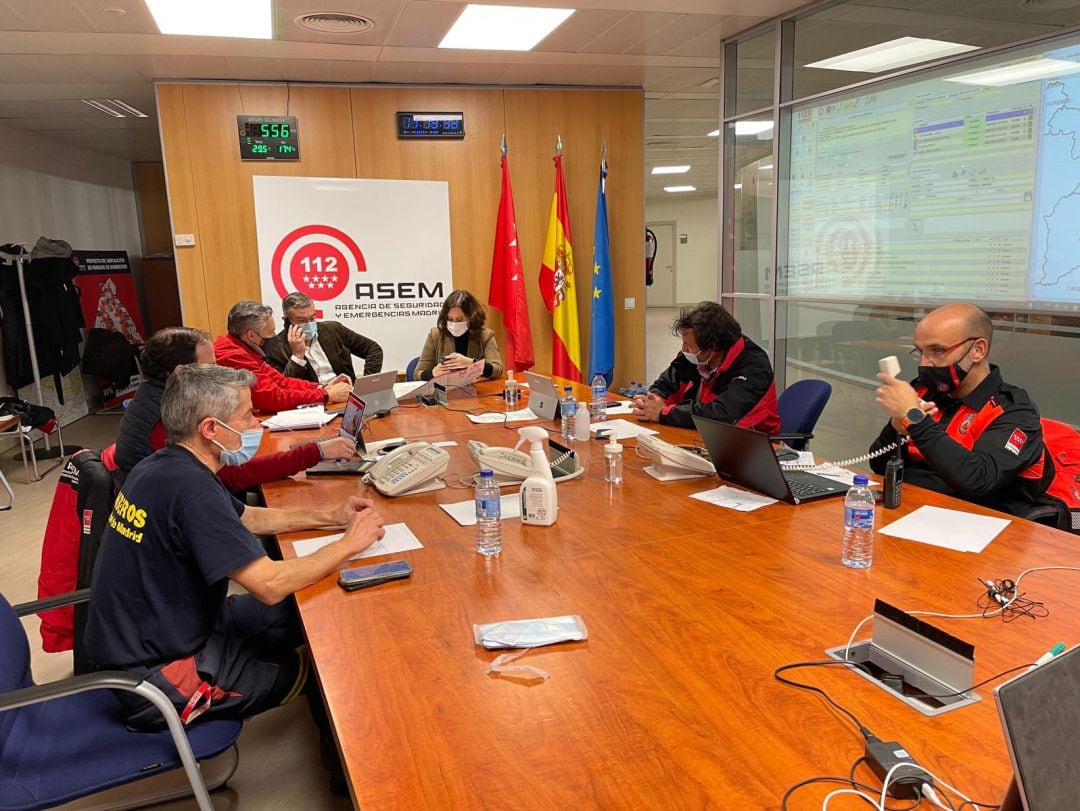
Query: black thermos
[[884, 451, 903, 509]]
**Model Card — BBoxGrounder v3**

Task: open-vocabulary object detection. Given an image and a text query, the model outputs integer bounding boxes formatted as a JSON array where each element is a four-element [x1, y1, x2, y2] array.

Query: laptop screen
[[996, 645, 1080, 810], [339, 394, 367, 450]]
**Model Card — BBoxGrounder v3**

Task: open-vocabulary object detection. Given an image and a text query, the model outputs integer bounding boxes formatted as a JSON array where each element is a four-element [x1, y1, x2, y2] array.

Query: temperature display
[[237, 115, 300, 161]]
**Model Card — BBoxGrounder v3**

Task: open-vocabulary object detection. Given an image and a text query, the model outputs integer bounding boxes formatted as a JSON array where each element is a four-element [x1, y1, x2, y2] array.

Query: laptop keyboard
[[785, 475, 835, 499]]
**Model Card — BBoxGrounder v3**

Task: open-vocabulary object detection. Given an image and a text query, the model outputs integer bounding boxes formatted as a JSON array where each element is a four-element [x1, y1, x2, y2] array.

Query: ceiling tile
[[72, 0, 160, 34], [0, 54, 84, 84], [5, 0, 93, 32], [275, 0, 402, 46], [623, 14, 721, 56], [533, 10, 630, 54], [70, 54, 147, 83], [382, 1, 462, 48], [667, 22, 726, 58], [579, 12, 682, 55]]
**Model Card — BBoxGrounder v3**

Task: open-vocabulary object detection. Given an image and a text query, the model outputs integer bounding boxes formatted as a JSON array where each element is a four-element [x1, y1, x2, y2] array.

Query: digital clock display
[[397, 112, 465, 139], [237, 115, 300, 161]]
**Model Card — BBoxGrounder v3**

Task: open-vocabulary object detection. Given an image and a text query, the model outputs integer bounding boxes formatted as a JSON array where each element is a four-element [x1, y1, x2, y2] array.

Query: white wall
[[645, 195, 718, 304], [0, 123, 142, 424]]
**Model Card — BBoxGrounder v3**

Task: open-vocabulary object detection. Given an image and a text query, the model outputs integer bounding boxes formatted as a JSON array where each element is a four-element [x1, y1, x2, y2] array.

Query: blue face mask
[[212, 421, 263, 466], [297, 321, 318, 341]]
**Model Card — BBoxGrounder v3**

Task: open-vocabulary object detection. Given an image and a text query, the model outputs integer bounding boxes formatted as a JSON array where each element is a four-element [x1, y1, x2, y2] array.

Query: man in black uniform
[[85, 364, 384, 789], [871, 302, 1051, 516]]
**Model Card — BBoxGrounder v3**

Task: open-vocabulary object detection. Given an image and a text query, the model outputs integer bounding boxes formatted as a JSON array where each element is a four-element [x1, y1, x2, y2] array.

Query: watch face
[[906, 407, 925, 423]]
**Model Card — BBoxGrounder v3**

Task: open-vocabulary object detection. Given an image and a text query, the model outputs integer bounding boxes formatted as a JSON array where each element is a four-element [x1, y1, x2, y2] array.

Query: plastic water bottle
[[590, 374, 608, 421], [560, 387, 577, 440], [842, 474, 875, 569], [475, 469, 502, 556]]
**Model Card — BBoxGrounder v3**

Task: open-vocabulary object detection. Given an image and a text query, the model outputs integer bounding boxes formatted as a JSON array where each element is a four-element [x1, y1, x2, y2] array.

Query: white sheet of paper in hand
[[589, 419, 658, 439], [466, 408, 538, 424], [690, 485, 777, 512], [439, 494, 521, 526], [878, 506, 1010, 553], [291, 522, 423, 561]]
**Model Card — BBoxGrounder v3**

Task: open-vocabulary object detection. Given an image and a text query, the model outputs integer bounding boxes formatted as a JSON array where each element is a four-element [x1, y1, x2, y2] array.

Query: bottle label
[[844, 507, 874, 529], [476, 496, 501, 521]]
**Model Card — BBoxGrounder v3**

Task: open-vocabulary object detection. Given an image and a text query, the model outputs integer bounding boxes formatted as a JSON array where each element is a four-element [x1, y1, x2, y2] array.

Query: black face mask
[[917, 340, 976, 394]]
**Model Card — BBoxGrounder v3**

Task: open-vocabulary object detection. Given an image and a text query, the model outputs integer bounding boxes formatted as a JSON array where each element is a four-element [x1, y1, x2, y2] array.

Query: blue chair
[[772, 379, 832, 451], [0, 591, 241, 811], [405, 356, 421, 382]]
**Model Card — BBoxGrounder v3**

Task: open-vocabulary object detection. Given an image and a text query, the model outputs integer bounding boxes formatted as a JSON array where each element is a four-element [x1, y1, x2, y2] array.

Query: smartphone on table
[[337, 560, 413, 591]]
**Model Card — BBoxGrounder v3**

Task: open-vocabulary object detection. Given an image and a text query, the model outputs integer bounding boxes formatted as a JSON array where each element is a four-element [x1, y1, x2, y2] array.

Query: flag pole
[[601, 139, 607, 171], [501, 132, 507, 158]]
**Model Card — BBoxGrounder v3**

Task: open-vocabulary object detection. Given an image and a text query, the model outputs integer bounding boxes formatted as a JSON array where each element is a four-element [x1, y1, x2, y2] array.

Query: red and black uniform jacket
[[213, 333, 326, 413], [648, 335, 780, 432], [869, 365, 1052, 517]]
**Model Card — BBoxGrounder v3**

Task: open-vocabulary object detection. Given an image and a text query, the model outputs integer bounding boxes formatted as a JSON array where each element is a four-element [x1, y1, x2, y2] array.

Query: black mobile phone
[[337, 560, 413, 591]]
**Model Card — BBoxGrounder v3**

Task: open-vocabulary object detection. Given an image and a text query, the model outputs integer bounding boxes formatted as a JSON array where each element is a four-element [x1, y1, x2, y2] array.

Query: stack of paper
[[467, 408, 538, 424], [263, 406, 338, 432]]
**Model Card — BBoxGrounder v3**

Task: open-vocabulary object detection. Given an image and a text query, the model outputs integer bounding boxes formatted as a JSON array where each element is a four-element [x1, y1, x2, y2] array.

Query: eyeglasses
[[908, 337, 978, 363]]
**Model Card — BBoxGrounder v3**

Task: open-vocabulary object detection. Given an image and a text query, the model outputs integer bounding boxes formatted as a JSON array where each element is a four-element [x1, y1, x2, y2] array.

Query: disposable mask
[[473, 614, 588, 650], [447, 321, 469, 338], [298, 322, 318, 341], [212, 421, 263, 466], [917, 342, 974, 394], [682, 350, 703, 365]]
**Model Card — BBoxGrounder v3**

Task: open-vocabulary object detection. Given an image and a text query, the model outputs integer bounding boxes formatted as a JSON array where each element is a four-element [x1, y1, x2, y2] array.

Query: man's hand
[[318, 436, 356, 460], [327, 373, 351, 388], [632, 392, 665, 423], [875, 373, 924, 425], [340, 505, 386, 558], [325, 380, 351, 403], [287, 324, 307, 358], [443, 353, 471, 371], [330, 496, 377, 527]]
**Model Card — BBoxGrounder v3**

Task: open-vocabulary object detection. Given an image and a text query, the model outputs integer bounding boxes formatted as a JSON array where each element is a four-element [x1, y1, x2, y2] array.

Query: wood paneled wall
[[157, 83, 644, 384]]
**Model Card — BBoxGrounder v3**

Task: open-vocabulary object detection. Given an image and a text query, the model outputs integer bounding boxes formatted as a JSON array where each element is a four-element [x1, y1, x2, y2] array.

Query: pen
[[1028, 642, 1066, 671]]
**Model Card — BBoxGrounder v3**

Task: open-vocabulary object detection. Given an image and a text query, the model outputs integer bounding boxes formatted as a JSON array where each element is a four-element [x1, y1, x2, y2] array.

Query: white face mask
[[447, 321, 469, 338]]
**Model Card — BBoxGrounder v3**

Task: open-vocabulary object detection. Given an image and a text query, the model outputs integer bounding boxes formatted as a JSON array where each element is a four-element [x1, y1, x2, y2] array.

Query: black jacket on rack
[[0, 243, 85, 400]]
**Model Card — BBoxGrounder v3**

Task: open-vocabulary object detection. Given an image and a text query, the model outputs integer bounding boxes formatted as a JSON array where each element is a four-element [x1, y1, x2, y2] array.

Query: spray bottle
[[516, 426, 558, 526]]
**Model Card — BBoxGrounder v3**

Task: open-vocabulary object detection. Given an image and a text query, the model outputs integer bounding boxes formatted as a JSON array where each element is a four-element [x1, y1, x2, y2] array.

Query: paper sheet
[[291, 522, 423, 561], [690, 485, 778, 512], [467, 408, 538, 424], [878, 506, 1010, 553], [439, 494, 522, 526], [393, 381, 426, 399], [589, 419, 658, 440], [432, 440, 459, 448]]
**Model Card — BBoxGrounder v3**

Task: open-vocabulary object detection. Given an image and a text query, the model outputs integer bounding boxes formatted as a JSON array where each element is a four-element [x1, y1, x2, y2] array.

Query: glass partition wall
[[722, 0, 1080, 460]]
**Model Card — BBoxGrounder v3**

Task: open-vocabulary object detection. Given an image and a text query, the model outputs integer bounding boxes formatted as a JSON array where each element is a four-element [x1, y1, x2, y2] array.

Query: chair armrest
[[13, 588, 91, 617], [769, 432, 813, 444], [1022, 503, 1065, 529], [0, 670, 142, 713]]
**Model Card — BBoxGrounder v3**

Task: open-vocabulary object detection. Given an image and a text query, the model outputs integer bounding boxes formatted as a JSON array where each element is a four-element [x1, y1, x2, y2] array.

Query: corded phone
[[636, 434, 716, 481], [467, 439, 583, 485], [363, 442, 450, 497]]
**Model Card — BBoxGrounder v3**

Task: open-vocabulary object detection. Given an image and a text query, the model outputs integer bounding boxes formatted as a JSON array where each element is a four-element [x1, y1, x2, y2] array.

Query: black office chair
[[771, 379, 832, 451]]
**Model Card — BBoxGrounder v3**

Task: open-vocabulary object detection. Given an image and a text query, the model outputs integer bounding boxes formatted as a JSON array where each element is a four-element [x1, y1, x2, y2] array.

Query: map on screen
[[785, 43, 1080, 305]]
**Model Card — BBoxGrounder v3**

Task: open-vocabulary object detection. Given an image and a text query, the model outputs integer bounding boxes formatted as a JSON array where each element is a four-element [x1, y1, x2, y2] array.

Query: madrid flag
[[538, 155, 582, 381], [488, 155, 535, 371]]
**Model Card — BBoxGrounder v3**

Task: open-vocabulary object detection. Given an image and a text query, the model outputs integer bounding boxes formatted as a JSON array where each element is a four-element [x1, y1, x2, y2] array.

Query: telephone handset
[[467, 440, 582, 484], [364, 442, 450, 497], [636, 434, 715, 480]]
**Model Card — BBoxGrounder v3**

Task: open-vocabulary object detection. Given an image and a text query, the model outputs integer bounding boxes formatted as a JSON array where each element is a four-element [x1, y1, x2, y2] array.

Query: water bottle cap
[[853, 474, 869, 485], [480, 469, 494, 478], [564, 386, 573, 392]]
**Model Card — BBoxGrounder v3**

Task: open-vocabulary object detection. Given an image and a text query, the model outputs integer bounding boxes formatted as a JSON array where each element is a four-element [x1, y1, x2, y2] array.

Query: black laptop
[[306, 394, 369, 476], [692, 416, 849, 505]]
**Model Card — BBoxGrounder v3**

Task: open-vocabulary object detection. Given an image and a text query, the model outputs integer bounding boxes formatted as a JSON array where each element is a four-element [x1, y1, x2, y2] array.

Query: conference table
[[260, 378, 1080, 809]]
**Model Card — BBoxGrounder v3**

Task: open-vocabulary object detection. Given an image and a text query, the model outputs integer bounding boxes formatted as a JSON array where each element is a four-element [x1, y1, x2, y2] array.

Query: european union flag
[[589, 160, 614, 385]]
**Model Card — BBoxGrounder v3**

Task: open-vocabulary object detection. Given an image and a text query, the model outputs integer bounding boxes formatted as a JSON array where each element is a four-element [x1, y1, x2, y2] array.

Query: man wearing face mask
[[214, 300, 352, 412], [85, 364, 384, 792], [871, 302, 1052, 516], [632, 301, 780, 431], [266, 291, 383, 383]]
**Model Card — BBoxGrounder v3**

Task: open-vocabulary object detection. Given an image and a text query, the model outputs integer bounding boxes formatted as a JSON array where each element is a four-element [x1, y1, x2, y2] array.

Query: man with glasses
[[871, 302, 1052, 516]]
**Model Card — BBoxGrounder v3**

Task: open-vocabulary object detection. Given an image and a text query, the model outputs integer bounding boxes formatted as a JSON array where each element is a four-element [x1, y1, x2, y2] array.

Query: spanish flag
[[538, 154, 582, 382]]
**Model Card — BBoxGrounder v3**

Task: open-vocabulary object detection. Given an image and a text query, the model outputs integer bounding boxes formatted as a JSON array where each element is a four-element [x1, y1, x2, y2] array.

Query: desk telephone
[[467, 439, 582, 485], [363, 442, 450, 497], [636, 434, 715, 480]]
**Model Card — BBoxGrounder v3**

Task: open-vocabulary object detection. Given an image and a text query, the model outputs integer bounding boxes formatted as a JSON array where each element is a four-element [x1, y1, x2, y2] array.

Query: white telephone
[[363, 442, 450, 497], [467, 440, 583, 485], [636, 434, 715, 481]]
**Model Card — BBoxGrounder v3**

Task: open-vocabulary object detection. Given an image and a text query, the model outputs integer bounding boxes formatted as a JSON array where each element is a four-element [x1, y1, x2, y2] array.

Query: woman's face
[[446, 307, 468, 326]]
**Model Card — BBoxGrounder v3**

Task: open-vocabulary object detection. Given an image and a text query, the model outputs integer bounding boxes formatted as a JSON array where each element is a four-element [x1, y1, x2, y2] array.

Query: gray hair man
[[214, 299, 351, 412], [85, 364, 382, 791], [267, 291, 384, 384]]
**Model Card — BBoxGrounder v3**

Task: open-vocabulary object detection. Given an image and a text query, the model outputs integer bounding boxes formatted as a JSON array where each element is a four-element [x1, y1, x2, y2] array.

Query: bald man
[[870, 302, 1052, 516]]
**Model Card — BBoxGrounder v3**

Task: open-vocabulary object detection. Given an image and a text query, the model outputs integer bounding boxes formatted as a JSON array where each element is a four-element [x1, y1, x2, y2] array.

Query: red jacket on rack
[[213, 333, 326, 413]]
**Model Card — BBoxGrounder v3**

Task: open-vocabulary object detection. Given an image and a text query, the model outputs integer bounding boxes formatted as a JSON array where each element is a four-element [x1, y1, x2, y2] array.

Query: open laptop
[[352, 370, 398, 414], [523, 372, 560, 420], [307, 394, 369, 476], [994, 645, 1080, 811], [692, 416, 849, 505]]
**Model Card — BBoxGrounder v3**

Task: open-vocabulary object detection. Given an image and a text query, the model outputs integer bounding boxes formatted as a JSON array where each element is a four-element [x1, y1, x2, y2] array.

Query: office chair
[[405, 356, 421, 382], [0, 591, 241, 811], [771, 379, 832, 451]]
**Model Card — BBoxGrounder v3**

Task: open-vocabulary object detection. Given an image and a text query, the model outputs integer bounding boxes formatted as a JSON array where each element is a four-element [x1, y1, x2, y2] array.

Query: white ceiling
[[0, 0, 798, 201]]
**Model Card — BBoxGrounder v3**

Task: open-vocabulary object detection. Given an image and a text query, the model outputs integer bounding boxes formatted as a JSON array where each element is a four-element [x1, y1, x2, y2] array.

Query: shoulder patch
[[1005, 428, 1028, 456]]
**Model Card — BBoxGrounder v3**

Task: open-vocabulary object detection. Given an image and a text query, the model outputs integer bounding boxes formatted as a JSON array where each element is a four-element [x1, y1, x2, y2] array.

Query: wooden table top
[[261, 379, 1080, 810]]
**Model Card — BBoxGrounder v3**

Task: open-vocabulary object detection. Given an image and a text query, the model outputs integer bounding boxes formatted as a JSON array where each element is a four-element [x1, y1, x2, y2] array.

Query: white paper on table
[[602, 400, 635, 416], [690, 485, 777, 512], [263, 407, 337, 432], [779, 451, 815, 467], [432, 440, 459, 448], [466, 408, 538, 424], [878, 506, 1010, 553], [291, 522, 424, 562], [811, 465, 879, 487], [589, 419, 658, 440], [439, 494, 522, 526], [393, 381, 426, 399]]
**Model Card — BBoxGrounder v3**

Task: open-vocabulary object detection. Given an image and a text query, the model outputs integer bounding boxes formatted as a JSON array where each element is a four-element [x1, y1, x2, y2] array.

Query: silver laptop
[[995, 645, 1080, 810], [523, 372, 561, 420], [352, 370, 398, 414]]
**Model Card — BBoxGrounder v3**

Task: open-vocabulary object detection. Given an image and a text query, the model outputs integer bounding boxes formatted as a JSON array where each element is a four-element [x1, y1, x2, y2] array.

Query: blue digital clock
[[397, 112, 465, 139]]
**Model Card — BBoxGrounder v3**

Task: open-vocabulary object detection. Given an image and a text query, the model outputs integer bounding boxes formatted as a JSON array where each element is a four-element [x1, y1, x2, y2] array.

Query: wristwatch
[[900, 407, 926, 433]]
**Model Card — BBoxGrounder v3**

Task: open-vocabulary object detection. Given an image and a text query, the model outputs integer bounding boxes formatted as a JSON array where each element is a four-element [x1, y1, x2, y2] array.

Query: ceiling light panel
[[664, 185, 696, 193], [439, 5, 575, 52], [806, 37, 978, 73], [145, 0, 272, 39], [651, 165, 690, 174], [944, 58, 1080, 87], [81, 99, 125, 117]]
